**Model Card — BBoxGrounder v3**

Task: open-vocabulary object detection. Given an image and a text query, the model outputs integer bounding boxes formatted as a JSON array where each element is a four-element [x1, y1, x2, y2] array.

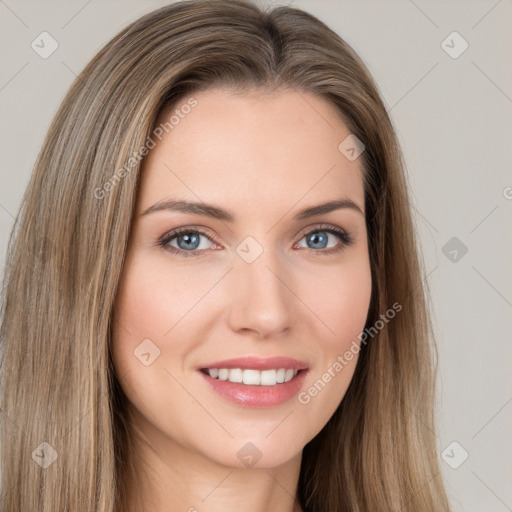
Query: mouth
[[197, 365, 309, 408], [199, 367, 307, 386], [197, 355, 309, 387]]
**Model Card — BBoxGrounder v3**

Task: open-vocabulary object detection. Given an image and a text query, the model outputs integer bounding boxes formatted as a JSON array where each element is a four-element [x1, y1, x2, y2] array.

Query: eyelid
[[158, 225, 220, 247], [295, 223, 349, 241]]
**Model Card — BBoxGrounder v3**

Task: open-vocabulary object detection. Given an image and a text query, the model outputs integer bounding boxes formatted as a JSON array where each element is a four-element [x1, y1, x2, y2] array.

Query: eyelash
[[157, 224, 354, 258]]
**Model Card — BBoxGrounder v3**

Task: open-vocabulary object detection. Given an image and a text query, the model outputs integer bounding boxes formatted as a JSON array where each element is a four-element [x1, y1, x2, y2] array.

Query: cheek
[[112, 257, 208, 354], [111, 254, 226, 405], [294, 255, 371, 425], [110, 257, 204, 427], [111, 258, 172, 379], [300, 254, 372, 347]]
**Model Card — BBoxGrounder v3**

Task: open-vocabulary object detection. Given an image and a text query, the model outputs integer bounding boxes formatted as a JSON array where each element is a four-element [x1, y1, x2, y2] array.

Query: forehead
[[138, 88, 365, 216]]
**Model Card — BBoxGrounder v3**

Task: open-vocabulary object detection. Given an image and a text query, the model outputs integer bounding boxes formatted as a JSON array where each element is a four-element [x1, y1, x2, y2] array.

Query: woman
[[0, 1, 452, 510]]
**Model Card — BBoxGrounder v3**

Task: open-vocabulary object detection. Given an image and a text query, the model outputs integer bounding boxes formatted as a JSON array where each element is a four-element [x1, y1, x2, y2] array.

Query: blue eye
[[158, 228, 216, 257], [158, 224, 353, 258], [296, 225, 354, 254]]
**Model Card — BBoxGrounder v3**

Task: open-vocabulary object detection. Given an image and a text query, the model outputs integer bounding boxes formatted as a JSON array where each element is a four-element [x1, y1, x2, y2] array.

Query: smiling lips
[[199, 355, 308, 384], [198, 356, 309, 408]]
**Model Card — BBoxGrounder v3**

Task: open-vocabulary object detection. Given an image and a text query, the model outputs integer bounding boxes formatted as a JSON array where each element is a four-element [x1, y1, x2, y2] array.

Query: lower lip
[[198, 369, 309, 408]]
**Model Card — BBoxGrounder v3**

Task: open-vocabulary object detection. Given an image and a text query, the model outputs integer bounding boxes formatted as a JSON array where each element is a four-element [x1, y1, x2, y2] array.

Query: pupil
[[179, 233, 199, 250], [309, 232, 327, 249]]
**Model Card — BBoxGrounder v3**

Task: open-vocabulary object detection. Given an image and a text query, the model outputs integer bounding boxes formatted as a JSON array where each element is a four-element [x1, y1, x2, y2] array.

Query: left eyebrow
[[292, 199, 364, 220], [141, 198, 364, 220]]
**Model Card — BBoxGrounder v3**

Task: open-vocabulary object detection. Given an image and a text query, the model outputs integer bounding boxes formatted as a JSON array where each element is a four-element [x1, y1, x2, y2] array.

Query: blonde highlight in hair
[[1, 1, 451, 510]]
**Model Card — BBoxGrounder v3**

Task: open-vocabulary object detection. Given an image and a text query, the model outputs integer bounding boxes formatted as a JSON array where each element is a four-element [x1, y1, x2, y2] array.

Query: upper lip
[[199, 356, 309, 371]]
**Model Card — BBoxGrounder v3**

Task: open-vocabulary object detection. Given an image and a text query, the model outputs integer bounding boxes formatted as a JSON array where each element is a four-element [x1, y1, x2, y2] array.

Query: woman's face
[[112, 87, 372, 469]]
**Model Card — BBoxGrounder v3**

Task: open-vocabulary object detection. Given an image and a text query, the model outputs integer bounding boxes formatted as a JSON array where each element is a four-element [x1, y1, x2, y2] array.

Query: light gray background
[[1, 1, 511, 510]]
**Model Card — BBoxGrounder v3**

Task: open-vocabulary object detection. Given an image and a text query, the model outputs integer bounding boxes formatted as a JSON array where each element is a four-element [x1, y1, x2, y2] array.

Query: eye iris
[[177, 232, 200, 250], [308, 231, 328, 249]]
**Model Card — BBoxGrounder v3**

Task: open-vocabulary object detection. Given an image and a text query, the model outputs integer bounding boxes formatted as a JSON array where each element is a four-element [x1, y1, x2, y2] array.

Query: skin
[[112, 87, 372, 512]]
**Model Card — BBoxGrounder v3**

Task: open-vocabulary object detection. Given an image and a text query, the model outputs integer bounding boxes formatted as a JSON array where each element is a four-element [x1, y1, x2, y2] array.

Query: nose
[[226, 248, 293, 339]]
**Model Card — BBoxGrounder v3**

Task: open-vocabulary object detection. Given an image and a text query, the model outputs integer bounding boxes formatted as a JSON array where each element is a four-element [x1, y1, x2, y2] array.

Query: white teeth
[[285, 369, 294, 382], [206, 368, 299, 385], [229, 368, 243, 383], [243, 369, 260, 385], [260, 369, 276, 386]]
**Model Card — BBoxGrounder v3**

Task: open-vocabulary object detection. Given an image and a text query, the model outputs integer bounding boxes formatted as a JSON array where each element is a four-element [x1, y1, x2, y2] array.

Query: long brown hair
[[0, 1, 451, 510]]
